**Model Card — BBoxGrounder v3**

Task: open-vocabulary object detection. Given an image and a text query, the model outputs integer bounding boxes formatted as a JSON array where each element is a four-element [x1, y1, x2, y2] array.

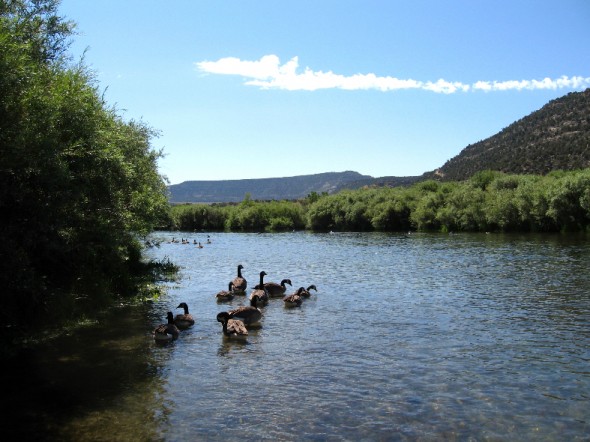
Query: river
[[4, 232, 590, 440]]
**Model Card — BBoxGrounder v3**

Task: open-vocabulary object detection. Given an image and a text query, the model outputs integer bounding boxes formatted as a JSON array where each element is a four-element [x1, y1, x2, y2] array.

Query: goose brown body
[[174, 302, 195, 329], [216, 282, 235, 302], [264, 278, 292, 297], [250, 271, 269, 305], [217, 312, 248, 338], [231, 264, 247, 294], [228, 294, 263, 326], [154, 312, 180, 343], [283, 287, 305, 307]]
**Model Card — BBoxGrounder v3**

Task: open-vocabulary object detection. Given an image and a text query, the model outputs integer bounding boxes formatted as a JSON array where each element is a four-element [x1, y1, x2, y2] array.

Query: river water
[[4, 232, 590, 440]]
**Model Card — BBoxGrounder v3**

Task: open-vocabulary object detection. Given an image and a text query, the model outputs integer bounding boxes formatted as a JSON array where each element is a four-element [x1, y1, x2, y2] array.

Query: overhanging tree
[[0, 0, 170, 327]]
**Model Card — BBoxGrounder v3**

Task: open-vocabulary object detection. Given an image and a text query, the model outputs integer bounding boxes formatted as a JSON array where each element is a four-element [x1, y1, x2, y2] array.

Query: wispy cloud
[[195, 55, 590, 93]]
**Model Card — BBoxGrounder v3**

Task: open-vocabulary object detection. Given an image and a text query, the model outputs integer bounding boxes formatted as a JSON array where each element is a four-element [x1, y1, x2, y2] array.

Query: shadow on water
[[0, 303, 169, 441]]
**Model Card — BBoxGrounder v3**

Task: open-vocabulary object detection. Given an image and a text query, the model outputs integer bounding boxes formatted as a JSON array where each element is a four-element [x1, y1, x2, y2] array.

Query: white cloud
[[423, 79, 470, 94], [195, 55, 590, 93], [195, 54, 281, 80], [472, 75, 590, 92]]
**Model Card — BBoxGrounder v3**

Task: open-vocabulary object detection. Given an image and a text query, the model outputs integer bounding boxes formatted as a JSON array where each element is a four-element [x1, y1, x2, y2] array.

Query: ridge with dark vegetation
[[168, 171, 372, 203], [425, 88, 590, 181]]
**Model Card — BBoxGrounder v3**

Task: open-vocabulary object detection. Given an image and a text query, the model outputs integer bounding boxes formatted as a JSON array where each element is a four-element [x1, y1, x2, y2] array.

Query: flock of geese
[[153, 264, 317, 343], [166, 236, 212, 248]]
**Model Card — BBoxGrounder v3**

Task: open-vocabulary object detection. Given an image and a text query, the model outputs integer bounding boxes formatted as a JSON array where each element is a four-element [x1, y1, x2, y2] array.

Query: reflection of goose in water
[[264, 278, 292, 297], [174, 302, 195, 329], [153, 312, 180, 343], [232, 264, 247, 294], [229, 294, 263, 326], [216, 312, 248, 339], [216, 282, 236, 302]]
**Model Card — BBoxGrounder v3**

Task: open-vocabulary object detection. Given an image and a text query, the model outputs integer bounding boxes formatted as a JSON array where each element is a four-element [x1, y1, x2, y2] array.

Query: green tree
[[410, 187, 445, 231], [369, 189, 412, 231], [436, 183, 486, 232], [514, 175, 555, 231], [546, 170, 590, 231], [0, 0, 170, 327]]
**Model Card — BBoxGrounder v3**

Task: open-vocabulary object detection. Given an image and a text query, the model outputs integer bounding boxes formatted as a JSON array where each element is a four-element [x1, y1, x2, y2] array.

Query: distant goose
[[217, 312, 248, 339], [228, 294, 263, 326], [232, 264, 247, 294], [216, 282, 235, 302], [250, 271, 269, 305], [264, 278, 292, 297], [153, 312, 180, 343], [283, 287, 305, 307], [174, 302, 195, 329], [300, 284, 318, 298]]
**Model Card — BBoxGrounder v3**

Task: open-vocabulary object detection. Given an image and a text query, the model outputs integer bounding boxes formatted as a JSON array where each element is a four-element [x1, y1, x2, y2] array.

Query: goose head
[[176, 302, 190, 314], [217, 311, 231, 324]]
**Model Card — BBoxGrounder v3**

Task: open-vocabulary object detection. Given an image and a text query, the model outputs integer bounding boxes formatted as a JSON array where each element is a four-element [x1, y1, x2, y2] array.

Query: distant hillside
[[426, 89, 590, 181], [169, 89, 590, 202], [168, 171, 372, 203]]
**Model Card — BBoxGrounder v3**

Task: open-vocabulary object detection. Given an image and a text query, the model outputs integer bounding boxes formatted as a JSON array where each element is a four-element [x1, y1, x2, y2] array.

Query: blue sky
[[59, 0, 590, 184]]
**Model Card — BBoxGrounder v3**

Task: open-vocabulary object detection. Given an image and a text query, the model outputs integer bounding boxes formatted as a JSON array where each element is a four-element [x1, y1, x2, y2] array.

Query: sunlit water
[[5, 232, 590, 441]]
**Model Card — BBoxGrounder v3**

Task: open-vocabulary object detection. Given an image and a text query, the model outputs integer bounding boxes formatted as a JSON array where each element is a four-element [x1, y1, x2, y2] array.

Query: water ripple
[[140, 232, 590, 440]]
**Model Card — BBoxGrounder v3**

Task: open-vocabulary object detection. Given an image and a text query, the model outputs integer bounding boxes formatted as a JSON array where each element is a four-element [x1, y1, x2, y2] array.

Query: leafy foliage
[[0, 0, 170, 327], [169, 169, 590, 234], [169, 199, 306, 232]]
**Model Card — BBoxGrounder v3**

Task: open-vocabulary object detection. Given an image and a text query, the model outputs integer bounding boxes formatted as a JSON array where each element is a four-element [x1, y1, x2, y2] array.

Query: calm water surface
[[6, 232, 590, 441]]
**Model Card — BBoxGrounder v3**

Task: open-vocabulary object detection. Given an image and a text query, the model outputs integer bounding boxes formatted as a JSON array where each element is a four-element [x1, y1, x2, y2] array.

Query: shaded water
[[3, 232, 590, 440]]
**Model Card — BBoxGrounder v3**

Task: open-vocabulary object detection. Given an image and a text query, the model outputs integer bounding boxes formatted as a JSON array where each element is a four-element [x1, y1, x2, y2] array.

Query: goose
[[153, 312, 180, 343], [283, 287, 305, 307], [298, 284, 317, 298], [228, 294, 263, 326], [174, 302, 195, 329], [264, 278, 292, 297], [216, 312, 248, 339], [231, 264, 247, 294], [250, 271, 269, 305], [216, 282, 235, 302]]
